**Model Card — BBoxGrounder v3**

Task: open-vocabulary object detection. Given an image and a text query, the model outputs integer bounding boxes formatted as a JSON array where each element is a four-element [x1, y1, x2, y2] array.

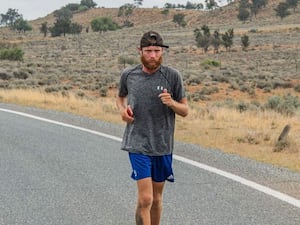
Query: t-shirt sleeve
[[118, 70, 129, 97], [172, 69, 186, 102]]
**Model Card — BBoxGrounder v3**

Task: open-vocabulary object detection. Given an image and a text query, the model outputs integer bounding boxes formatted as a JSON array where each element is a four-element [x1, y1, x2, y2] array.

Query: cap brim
[[160, 44, 169, 48]]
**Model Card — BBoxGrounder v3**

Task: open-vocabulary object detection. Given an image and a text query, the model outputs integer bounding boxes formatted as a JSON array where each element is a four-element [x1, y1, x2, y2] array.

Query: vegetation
[[118, 3, 135, 27], [40, 22, 48, 37], [0, 47, 24, 61], [194, 25, 211, 53], [0, 41, 24, 62], [0, 8, 21, 26], [241, 34, 250, 50], [194, 26, 235, 53], [274, 2, 291, 19], [91, 17, 119, 32], [164, 1, 204, 9], [12, 18, 32, 32], [173, 13, 187, 28]]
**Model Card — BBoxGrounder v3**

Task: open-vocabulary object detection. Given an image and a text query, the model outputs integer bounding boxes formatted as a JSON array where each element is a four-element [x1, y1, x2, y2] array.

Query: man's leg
[[150, 181, 165, 225], [136, 177, 153, 225]]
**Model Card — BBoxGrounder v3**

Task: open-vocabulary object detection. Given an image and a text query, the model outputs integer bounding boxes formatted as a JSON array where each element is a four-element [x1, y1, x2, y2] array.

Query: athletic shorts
[[128, 152, 174, 182]]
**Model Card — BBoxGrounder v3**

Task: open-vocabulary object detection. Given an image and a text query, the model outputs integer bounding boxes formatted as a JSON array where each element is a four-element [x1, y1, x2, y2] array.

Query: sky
[[0, 0, 228, 21]]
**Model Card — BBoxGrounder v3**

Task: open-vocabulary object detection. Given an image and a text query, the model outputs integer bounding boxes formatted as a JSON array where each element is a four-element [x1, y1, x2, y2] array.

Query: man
[[116, 31, 188, 225]]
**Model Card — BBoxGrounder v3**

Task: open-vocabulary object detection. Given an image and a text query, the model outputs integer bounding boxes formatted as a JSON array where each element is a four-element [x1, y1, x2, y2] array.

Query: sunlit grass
[[1, 89, 299, 172]]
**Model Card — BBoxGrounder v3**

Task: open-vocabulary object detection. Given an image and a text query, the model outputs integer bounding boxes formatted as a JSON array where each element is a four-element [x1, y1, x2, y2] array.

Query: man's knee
[[152, 196, 162, 209], [138, 194, 153, 208]]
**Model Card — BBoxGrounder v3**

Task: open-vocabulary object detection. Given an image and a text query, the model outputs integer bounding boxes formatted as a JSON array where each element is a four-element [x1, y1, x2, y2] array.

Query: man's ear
[[138, 47, 142, 54]]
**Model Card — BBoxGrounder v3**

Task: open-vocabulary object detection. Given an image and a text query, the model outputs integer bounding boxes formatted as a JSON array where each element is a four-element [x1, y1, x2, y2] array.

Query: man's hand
[[158, 88, 189, 117], [121, 105, 134, 123], [159, 88, 174, 107]]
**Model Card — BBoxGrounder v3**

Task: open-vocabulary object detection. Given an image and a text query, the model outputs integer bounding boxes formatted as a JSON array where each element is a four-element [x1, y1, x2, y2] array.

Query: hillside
[[1, 0, 299, 115]]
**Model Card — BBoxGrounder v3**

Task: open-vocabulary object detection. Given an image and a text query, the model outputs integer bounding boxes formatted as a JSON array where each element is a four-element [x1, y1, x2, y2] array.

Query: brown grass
[[0, 89, 299, 172]]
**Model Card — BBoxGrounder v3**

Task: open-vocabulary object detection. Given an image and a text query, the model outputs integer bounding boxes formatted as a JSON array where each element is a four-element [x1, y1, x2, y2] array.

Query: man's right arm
[[116, 96, 134, 123]]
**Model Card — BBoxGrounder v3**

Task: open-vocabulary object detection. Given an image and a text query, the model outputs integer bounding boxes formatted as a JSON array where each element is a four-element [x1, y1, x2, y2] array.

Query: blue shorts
[[128, 153, 174, 182]]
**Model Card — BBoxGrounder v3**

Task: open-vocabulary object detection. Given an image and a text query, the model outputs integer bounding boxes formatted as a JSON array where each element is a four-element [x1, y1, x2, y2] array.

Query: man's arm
[[159, 89, 188, 117], [116, 96, 134, 123]]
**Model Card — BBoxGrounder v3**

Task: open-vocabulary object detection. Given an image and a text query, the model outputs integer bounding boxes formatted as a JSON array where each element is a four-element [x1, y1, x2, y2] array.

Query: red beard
[[141, 55, 162, 71]]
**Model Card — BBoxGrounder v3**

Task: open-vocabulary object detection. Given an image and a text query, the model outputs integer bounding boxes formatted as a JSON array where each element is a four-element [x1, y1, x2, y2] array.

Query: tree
[[40, 22, 48, 37], [274, 2, 291, 19], [164, 3, 175, 8], [205, 0, 219, 10], [161, 9, 169, 16], [91, 17, 120, 32], [80, 0, 97, 8], [286, 0, 299, 12], [0, 14, 9, 26], [65, 3, 80, 12], [134, 0, 143, 7], [118, 4, 135, 27], [186, 1, 203, 9], [12, 18, 32, 33], [241, 34, 250, 50], [222, 28, 234, 51], [238, 7, 250, 22], [211, 30, 221, 53], [248, 0, 268, 18], [70, 22, 83, 34], [173, 13, 187, 28], [1, 8, 22, 27], [194, 25, 211, 53], [50, 7, 73, 36], [237, 0, 250, 22]]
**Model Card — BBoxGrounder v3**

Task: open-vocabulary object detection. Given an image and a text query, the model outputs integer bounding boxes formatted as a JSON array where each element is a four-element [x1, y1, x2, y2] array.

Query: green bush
[[201, 59, 220, 68], [0, 48, 24, 61], [91, 17, 120, 32], [265, 95, 300, 116]]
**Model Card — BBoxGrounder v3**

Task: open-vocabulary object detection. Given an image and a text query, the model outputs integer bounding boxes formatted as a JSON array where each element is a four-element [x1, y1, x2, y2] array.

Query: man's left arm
[[159, 89, 188, 117]]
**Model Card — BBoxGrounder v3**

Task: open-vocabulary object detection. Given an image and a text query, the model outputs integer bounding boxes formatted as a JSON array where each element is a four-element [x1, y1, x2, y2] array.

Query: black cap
[[140, 31, 169, 49]]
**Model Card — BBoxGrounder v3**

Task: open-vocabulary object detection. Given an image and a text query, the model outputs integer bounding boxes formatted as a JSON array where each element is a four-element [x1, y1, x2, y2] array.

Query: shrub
[[0, 48, 24, 61], [91, 17, 120, 32], [249, 28, 258, 33], [13, 70, 29, 79], [0, 69, 12, 80], [236, 101, 248, 112], [294, 84, 300, 92], [201, 59, 220, 68], [265, 95, 300, 116], [100, 86, 108, 97], [65, 3, 80, 11]]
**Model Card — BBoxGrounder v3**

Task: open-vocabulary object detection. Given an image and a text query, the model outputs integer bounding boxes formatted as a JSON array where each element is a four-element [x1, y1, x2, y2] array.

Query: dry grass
[[0, 89, 120, 124], [0, 89, 299, 172]]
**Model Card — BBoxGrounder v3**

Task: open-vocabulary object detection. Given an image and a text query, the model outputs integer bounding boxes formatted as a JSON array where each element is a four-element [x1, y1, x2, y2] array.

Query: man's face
[[140, 46, 163, 71]]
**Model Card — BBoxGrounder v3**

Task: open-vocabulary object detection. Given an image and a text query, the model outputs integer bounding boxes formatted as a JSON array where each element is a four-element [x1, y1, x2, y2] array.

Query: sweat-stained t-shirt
[[118, 64, 186, 156]]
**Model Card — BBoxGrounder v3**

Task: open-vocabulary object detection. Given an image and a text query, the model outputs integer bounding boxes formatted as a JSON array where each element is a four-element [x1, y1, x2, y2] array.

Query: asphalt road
[[0, 104, 299, 225]]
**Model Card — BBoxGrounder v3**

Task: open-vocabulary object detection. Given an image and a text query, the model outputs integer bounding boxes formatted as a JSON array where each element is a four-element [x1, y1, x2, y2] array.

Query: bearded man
[[116, 31, 188, 225]]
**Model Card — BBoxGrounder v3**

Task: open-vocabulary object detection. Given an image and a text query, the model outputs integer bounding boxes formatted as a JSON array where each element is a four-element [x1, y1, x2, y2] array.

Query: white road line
[[1, 108, 300, 209]]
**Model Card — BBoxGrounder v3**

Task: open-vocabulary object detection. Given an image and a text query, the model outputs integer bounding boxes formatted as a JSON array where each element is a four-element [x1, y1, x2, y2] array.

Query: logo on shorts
[[133, 170, 137, 177], [167, 174, 174, 180]]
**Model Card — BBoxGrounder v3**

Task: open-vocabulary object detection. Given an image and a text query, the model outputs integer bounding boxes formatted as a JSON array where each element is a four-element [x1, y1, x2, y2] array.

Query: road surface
[[0, 104, 299, 225]]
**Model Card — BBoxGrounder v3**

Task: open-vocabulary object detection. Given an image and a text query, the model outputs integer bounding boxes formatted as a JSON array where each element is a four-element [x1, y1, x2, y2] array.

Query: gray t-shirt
[[118, 64, 186, 156]]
